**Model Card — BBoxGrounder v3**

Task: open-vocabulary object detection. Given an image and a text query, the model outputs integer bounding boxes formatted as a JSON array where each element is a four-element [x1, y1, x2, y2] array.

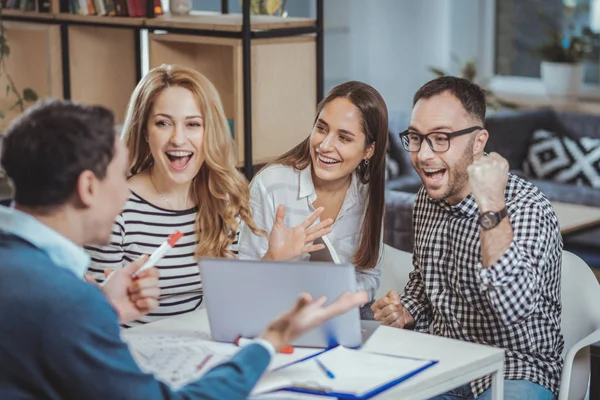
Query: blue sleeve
[[42, 286, 271, 400]]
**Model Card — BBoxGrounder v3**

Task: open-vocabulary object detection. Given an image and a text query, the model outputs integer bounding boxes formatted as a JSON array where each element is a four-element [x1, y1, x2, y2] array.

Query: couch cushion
[[523, 129, 600, 189], [485, 109, 558, 170]]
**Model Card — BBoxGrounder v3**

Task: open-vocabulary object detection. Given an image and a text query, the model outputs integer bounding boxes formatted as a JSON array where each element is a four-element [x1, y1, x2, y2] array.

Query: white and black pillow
[[523, 129, 600, 188]]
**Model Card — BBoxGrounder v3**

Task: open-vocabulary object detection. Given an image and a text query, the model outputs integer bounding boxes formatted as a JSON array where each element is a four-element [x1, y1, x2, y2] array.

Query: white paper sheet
[[252, 346, 436, 396], [123, 330, 322, 390]]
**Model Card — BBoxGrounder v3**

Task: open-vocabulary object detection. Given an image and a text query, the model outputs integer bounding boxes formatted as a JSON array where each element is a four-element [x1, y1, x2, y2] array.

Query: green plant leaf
[[428, 66, 446, 77], [23, 88, 38, 102], [0, 111, 5, 119]]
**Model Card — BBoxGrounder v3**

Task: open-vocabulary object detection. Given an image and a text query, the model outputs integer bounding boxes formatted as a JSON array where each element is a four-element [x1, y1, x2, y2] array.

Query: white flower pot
[[540, 61, 584, 100]]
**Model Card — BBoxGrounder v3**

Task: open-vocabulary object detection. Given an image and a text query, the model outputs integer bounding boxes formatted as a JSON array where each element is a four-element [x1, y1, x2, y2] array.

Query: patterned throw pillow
[[523, 129, 600, 188]]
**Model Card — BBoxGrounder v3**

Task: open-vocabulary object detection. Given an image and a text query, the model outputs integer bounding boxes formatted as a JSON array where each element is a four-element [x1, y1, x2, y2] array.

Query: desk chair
[[375, 244, 413, 300], [559, 250, 600, 400]]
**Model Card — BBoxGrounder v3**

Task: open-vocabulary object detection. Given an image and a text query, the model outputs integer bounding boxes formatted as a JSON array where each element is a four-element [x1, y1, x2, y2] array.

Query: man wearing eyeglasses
[[372, 76, 562, 400]]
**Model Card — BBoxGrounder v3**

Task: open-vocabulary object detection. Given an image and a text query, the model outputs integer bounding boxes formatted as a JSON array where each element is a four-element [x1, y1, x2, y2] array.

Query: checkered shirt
[[401, 173, 564, 397]]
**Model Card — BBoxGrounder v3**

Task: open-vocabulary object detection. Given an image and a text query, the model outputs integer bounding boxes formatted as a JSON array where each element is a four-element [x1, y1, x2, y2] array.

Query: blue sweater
[[0, 234, 271, 399]]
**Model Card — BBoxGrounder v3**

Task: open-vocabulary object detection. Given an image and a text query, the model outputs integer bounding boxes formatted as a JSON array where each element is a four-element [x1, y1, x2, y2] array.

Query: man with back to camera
[[0, 99, 368, 400], [372, 76, 563, 400]]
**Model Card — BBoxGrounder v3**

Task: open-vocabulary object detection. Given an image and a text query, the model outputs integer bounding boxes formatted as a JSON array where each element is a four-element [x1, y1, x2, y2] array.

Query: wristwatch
[[478, 207, 508, 230]]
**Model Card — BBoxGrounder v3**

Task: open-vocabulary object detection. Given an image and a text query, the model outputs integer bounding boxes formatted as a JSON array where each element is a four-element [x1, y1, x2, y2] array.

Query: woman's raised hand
[[263, 205, 334, 261]]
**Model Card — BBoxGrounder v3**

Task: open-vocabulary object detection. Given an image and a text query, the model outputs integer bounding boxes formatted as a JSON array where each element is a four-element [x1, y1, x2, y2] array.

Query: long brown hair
[[275, 81, 388, 270], [122, 64, 262, 259]]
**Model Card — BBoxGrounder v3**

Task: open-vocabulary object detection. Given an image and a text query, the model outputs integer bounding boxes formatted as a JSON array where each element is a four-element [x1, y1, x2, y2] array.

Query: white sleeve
[[237, 177, 274, 260]]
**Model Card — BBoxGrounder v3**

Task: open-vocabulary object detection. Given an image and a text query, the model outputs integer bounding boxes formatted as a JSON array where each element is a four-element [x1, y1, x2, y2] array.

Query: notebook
[[251, 346, 438, 399]]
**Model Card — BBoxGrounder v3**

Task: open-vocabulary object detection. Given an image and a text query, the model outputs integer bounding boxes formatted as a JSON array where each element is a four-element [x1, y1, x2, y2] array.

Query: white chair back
[[559, 250, 600, 400], [376, 244, 413, 299]]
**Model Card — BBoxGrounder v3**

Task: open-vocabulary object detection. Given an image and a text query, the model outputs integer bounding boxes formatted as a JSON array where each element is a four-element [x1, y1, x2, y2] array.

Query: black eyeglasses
[[399, 126, 483, 153]]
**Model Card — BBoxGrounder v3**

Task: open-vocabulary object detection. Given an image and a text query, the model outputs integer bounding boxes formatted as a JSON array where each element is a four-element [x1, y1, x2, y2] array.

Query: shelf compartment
[[0, 21, 62, 131], [68, 25, 138, 123]]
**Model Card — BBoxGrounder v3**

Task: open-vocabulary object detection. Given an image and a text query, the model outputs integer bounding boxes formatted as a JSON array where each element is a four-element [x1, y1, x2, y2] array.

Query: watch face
[[480, 213, 497, 229]]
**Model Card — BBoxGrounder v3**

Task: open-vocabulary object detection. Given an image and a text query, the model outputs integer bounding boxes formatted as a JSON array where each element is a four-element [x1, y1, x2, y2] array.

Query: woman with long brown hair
[[238, 81, 389, 300], [85, 64, 331, 326]]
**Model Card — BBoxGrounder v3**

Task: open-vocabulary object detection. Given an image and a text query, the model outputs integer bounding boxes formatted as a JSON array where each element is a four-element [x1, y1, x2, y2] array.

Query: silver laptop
[[198, 258, 363, 348]]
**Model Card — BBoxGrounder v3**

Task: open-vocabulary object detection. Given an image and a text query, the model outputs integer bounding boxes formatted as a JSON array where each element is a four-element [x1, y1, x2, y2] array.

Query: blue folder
[[268, 346, 439, 399]]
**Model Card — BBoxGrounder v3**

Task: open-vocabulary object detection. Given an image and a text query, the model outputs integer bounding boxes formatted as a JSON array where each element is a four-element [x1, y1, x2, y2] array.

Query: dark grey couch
[[486, 108, 600, 207]]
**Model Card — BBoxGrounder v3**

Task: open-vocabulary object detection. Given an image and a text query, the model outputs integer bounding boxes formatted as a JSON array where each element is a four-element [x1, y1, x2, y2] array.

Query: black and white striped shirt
[[85, 192, 238, 328], [402, 173, 564, 396]]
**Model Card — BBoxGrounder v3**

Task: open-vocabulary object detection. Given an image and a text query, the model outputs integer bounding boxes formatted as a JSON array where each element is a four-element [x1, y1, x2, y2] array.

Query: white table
[[125, 309, 505, 399], [551, 201, 600, 236]]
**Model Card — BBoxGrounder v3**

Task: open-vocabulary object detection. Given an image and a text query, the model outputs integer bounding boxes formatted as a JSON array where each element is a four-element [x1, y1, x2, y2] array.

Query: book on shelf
[[1, 0, 51, 12], [59, 0, 162, 17]]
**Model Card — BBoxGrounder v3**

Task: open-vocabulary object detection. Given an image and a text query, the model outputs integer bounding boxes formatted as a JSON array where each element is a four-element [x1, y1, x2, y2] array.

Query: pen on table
[[101, 230, 184, 286], [315, 358, 335, 379], [234, 336, 294, 354], [195, 354, 213, 372]]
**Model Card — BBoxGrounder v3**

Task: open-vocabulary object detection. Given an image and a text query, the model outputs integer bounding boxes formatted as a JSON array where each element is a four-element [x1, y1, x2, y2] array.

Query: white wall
[[324, 0, 489, 115]]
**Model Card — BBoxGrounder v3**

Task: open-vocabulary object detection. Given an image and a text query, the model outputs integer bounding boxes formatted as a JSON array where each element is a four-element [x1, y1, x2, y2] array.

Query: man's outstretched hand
[[259, 291, 369, 351]]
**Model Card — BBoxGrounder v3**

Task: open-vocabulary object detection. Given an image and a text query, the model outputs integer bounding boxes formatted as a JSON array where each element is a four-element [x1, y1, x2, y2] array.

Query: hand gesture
[[371, 290, 414, 329], [263, 205, 334, 261], [259, 290, 369, 351], [467, 152, 509, 211], [85, 255, 160, 324]]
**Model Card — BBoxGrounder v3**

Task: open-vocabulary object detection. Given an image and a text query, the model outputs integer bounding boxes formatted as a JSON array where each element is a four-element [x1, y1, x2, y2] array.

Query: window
[[495, 0, 600, 84]]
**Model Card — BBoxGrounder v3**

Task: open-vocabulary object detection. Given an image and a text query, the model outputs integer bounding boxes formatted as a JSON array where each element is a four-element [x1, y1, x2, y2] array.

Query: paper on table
[[121, 331, 237, 389], [123, 330, 323, 390], [135, 343, 235, 389], [121, 330, 212, 348], [252, 346, 436, 396]]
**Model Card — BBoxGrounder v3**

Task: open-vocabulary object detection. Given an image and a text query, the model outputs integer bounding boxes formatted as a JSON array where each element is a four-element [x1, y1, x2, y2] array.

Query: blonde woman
[[85, 65, 331, 327]]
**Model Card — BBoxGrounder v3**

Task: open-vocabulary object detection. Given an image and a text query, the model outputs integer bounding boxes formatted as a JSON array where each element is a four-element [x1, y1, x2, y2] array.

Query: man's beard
[[426, 139, 475, 202]]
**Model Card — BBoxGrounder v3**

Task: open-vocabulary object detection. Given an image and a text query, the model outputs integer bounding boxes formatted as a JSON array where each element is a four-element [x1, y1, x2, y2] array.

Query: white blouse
[[237, 164, 383, 300]]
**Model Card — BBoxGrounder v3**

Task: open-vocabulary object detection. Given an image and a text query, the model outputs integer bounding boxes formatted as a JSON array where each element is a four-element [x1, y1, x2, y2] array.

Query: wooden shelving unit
[[1, 0, 324, 178], [0, 19, 62, 131]]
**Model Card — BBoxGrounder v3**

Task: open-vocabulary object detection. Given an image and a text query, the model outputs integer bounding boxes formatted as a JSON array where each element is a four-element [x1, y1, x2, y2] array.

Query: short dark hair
[[413, 76, 486, 123], [1, 99, 116, 209]]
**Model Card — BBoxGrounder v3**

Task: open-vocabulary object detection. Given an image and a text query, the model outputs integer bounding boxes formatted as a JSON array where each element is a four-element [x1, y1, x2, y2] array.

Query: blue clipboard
[[269, 346, 439, 399]]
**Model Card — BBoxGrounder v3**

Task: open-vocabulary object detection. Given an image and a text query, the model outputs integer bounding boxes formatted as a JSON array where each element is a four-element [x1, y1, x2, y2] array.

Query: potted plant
[[535, 8, 600, 99], [537, 30, 587, 99]]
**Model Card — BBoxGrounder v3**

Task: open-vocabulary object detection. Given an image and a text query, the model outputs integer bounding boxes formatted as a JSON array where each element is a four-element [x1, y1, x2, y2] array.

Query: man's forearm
[[480, 217, 513, 268]]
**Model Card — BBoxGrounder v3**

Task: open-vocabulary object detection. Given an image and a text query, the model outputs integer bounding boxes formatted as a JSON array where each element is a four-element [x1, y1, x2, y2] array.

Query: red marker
[[134, 231, 184, 276], [235, 336, 294, 354], [100, 231, 184, 286]]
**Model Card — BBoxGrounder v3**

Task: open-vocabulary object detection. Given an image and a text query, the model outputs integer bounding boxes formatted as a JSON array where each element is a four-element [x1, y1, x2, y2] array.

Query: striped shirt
[[85, 192, 238, 328], [238, 164, 383, 300]]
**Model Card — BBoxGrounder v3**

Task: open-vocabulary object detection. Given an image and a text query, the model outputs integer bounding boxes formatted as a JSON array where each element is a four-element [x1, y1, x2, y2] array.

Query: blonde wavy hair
[[122, 64, 262, 259]]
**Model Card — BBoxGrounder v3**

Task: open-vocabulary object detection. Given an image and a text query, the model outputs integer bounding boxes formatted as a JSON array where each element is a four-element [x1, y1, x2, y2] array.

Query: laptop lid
[[199, 258, 362, 349]]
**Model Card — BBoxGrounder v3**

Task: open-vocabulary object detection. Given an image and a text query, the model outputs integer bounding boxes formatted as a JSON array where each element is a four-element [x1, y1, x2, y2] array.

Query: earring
[[364, 159, 369, 165]]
